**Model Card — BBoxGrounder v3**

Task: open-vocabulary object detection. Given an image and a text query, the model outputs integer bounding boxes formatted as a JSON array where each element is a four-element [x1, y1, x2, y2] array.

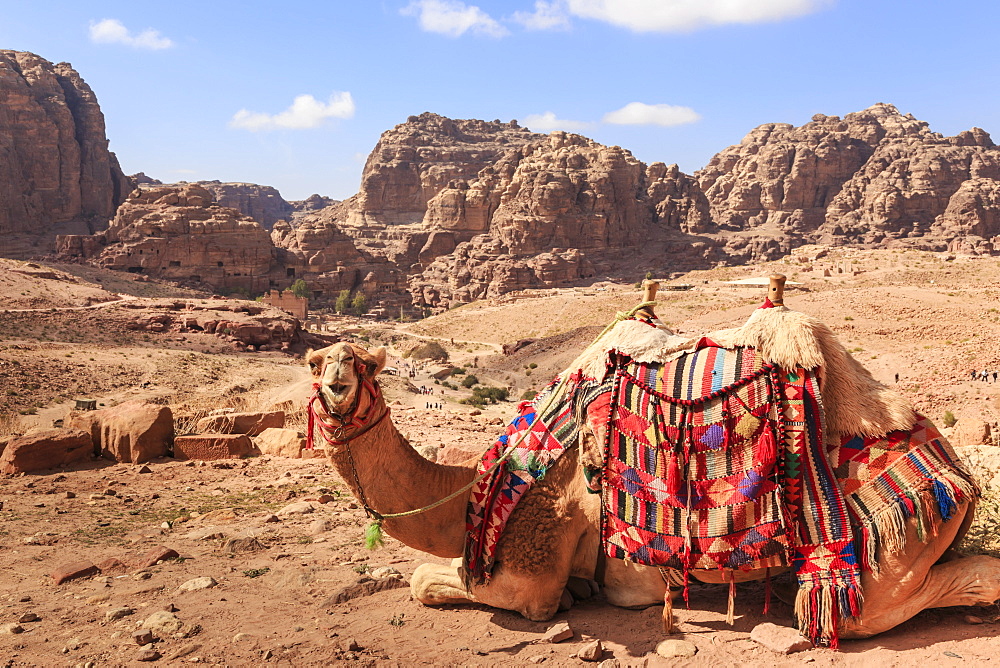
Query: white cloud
[[565, 0, 831, 32], [401, 0, 508, 37], [229, 92, 356, 132], [603, 102, 701, 127], [88, 18, 174, 50], [523, 111, 592, 132], [512, 1, 571, 30]]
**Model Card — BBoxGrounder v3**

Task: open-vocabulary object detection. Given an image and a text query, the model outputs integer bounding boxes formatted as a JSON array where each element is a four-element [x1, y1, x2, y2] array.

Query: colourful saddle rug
[[464, 322, 977, 648], [463, 380, 581, 587], [602, 346, 861, 646]]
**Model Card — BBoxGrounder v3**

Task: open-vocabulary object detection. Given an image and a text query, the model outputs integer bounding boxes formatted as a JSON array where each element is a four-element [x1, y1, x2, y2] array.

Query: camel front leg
[[841, 501, 1000, 639], [411, 561, 476, 607], [410, 559, 572, 621]]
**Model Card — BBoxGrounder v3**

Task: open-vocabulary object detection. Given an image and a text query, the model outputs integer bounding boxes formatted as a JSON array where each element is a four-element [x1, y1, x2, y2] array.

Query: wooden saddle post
[[769, 274, 786, 306], [637, 279, 660, 320]]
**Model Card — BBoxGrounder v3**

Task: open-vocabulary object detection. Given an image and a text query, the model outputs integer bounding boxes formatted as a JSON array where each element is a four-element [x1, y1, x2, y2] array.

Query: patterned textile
[[602, 349, 862, 647], [463, 380, 581, 586], [462, 322, 976, 648], [830, 416, 977, 573], [601, 346, 789, 572]]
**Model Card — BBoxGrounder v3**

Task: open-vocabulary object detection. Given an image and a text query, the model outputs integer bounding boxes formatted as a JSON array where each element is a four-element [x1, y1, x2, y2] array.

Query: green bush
[[290, 278, 309, 299], [460, 374, 479, 388], [335, 289, 351, 314], [520, 389, 538, 401], [943, 410, 957, 428]]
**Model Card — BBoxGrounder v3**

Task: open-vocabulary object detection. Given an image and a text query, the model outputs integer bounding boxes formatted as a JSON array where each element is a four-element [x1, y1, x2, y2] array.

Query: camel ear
[[306, 348, 324, 378], [369, 347, 388, 377]]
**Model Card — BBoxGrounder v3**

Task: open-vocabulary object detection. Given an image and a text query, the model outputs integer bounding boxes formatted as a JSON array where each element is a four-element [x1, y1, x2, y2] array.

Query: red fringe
[[763, 567, 771, 615]]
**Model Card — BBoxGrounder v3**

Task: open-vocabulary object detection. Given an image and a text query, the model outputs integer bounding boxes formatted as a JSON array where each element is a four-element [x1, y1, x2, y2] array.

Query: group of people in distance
[[971, 369, 999, 382]]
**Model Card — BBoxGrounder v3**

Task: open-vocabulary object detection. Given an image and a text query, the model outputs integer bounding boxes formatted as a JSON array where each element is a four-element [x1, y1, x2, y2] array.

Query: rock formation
[[62, 184, 276, 294], [193, 181, 294, 230], [408, 132, 714, 307], [0, 50, 131, 257], [350, 112, 545, 225], [37, 97, 1000, 313], [698, 103, 1000, 255]]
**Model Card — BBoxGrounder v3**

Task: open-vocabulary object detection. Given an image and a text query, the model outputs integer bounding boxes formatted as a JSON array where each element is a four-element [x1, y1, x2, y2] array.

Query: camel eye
[[308, 362, 318, 370]]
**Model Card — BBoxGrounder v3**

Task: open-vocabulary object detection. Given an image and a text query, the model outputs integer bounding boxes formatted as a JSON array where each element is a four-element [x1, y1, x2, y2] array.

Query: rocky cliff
[[698, 103, 1000, 253], [59, 185, 276, 294], [194, 181, 294, 230], [0, 50, 131, 257], [351, 112, 545, 225], [42, 99, 1000, 314]]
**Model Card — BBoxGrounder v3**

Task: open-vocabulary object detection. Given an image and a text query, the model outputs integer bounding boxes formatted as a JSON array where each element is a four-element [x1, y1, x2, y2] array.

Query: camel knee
[[411, 563, 473, 606]]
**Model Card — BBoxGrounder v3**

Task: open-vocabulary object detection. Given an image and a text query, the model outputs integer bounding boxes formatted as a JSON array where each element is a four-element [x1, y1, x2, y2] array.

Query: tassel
[[662, 587, 675, 634], [666, 451, 683, 495], [757, 422, 777, 468], [364, 519, 385, 550], [726, 570, 736, 626], [306, 400, 315, 450], [763, 567, 771, 615]]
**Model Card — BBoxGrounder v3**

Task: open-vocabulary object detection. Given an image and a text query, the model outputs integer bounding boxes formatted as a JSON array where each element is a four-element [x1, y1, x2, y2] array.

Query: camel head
[[307, 342, 387, 417]]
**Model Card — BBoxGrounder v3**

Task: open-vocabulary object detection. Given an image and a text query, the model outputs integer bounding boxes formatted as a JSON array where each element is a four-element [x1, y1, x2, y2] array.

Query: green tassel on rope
[[364, 519, 385, 550]]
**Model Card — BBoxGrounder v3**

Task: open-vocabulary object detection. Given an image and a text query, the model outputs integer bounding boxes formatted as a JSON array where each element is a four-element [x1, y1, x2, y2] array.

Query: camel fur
[[308, 318, 1000, 643]]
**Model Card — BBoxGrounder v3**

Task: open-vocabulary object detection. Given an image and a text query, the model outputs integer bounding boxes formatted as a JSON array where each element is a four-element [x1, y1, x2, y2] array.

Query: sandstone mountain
[[0, 50, 131, 258], [8, 50, 997, 315], [60, 185, 276, 295], [698, 103, 1000, 253], [193, 181, 294, 230]]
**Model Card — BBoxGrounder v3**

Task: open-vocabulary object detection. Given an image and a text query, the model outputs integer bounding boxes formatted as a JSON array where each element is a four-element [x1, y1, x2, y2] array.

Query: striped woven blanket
[[464, 326, 975, 648]]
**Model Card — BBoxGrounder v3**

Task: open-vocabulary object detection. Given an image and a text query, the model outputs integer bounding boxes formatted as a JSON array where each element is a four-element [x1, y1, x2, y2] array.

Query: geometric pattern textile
[[830, 415, 978, 574], [601, 348, 863, 647], [601, 346, 790, 573], [463, 320, 977, 649], [463, 379, 581, 586]]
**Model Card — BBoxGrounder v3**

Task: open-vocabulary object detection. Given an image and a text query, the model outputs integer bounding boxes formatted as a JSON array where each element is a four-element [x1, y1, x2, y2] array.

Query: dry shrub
[[957, 447, 1000, 558], [173, 388, 306, 436]]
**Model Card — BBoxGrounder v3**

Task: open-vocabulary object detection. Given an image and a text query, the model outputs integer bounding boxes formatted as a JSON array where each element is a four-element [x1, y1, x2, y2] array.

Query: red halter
[[306, 363, 389, 450]]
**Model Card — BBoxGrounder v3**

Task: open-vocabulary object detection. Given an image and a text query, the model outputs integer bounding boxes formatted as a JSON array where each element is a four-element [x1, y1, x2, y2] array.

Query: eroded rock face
[[698, 103, 1000, 255], [0, 50, 130, 256], [0, 429, 93, 474], [193, 181, 294, 230], [67, 400, 173, 464], [408, 132, 710, 307], [86, 185, 276, 293], [352, 112, 545, 225]]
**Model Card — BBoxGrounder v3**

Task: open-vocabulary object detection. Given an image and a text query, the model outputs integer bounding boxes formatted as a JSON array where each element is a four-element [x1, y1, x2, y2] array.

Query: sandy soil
[[1, 250, 1000, 666]]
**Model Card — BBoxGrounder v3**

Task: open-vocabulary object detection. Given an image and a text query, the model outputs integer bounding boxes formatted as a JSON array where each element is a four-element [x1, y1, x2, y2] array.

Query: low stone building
[[262, 289, 307, 319]]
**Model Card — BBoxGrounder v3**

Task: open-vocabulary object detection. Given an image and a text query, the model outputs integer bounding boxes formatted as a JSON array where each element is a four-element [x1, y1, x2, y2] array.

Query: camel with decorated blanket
[[305, 276, 1000, 647]]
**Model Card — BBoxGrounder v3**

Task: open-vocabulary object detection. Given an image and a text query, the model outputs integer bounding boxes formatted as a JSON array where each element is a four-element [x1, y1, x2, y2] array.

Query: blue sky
[[2, 1, 998, 200]]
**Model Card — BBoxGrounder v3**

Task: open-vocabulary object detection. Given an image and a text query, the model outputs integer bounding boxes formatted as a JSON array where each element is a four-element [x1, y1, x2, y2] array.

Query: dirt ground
[[2, 250, 1000, 666]]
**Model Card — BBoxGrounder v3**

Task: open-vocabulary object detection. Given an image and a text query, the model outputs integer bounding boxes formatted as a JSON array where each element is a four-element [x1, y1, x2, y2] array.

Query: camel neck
[[327, 408, 477, 558]]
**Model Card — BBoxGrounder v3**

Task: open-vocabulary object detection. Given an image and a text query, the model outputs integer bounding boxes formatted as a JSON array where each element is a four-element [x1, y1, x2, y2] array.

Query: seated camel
[[305, 294, 1000, 646]]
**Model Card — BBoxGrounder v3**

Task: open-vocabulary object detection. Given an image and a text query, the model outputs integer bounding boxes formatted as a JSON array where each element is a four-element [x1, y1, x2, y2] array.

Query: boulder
[[67, 400, 173, 463], [253, 427, 306, 458], [952, 417, 992, 446], [749, 622, 812, 654], [195, 410, 284, 436], [172, 434, 255, 460], [0, 429, 92, 474]]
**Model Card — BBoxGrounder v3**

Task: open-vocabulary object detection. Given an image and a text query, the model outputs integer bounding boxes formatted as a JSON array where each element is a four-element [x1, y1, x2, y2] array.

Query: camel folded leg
[[841, 500, 1000, 639], [411, 559, 575, 621]]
